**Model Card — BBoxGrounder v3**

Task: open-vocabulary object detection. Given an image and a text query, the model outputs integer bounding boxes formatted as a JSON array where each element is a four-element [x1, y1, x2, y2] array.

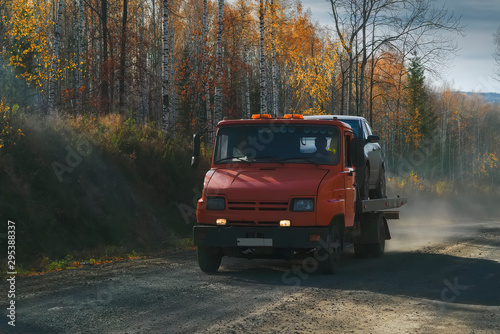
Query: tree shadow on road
[[218, 249, 500, 307]]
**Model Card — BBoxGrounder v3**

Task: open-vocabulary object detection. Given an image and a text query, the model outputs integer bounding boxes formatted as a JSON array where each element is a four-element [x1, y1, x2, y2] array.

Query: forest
[[0, 0, 499, 266]]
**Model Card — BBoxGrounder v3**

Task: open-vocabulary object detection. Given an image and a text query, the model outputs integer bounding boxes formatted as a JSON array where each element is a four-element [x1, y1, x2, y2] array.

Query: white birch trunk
[[202, 0, 212, 139], [48, 0, 63, 115], [244, 43, 251, 118], [140, 1, 148, 123], [270, 0, 278, 117], [259, 0, 267, 114], [162, 0, 170, 132], [76, 0, 83, 114], [214, 0, 224, 127], [170, 24, 176, 136]]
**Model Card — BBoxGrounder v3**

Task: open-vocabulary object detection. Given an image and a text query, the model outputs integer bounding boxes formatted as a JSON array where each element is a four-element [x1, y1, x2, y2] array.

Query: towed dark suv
[[304, 115, 386, 199]]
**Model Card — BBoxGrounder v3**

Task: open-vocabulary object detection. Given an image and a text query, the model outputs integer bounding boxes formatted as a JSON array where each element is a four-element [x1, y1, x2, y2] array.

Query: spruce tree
[[406, 56, 435, 150]]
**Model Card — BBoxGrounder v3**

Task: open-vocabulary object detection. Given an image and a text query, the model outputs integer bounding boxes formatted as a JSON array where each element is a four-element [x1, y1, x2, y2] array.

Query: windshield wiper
[[214, 156, 250, 164], [280, 157, 319, 166], [250, 156, 284, 165]]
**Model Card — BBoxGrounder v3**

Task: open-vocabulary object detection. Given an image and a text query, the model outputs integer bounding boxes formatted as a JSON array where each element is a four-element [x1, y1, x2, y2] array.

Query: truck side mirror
[[191, 134, 201, 168], [351, 137, 365, 168], [367, 135, 380, 143]]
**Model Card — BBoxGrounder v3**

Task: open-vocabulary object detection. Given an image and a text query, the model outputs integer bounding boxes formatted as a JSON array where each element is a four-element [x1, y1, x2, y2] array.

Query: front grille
[[227, 201, 288, 211], [227, 220, 280, 226], [227, 220, 254, 225]]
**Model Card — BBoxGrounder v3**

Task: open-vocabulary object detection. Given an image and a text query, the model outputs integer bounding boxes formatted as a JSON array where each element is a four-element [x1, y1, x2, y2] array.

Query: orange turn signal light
[[252, 114, 272, 119], [284, 114, 304, 119], [309, 234, 321, 242]]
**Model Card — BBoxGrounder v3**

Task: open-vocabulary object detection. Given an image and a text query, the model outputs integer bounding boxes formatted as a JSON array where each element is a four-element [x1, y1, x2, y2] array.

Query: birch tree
[[75, 0, 83, 114], [214, 0, 224, 129], [48, 0, 63, 115], [270, 0, 278, 117], [259, 0, 267, 114], [202, 0, 212, 138], [162, 0, 170, 132], [119, 0, 128, 113], [101, 0, 109, 114]]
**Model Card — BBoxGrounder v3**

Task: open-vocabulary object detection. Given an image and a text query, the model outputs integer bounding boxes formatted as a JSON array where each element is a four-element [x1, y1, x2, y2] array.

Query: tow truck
[[191, 114, 406, 273]]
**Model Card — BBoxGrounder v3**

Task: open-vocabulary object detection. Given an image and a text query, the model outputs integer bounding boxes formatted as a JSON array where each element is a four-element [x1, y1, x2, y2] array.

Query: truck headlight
[[207, 196, 226, 210], [290, 198, 314, 212]]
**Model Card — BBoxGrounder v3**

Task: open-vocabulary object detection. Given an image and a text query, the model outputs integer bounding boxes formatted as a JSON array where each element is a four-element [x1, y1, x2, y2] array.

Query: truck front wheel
[[197, 246, 223, 273], [320, 226, 341, 274]]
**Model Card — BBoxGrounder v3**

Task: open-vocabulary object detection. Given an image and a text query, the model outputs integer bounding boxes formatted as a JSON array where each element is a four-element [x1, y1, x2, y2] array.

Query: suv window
[[363, 120, 373, 137], [340, 119, 361, 138]]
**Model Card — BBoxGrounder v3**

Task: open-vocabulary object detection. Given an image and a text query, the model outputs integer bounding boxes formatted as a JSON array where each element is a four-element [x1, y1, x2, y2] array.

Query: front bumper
[[193, 225, 329, 249]]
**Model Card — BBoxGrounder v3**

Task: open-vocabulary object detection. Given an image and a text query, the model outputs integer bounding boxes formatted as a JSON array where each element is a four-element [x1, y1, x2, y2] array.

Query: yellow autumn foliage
[[3, 0, 77, 88], [0, 101, 24, 149]]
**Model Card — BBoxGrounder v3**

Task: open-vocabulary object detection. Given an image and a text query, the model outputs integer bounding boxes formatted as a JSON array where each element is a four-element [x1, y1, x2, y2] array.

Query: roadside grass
[[0, 251, 143, 279], [0, 239, 197, 279], [0, 109, 206, 271]]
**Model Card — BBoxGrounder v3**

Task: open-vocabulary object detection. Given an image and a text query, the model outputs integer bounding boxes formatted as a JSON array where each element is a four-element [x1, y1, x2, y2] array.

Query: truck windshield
[[214, 124, 340, 165]]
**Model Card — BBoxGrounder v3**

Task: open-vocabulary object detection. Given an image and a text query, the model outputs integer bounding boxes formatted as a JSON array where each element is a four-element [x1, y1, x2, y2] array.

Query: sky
[[303, 0, 500, 93]]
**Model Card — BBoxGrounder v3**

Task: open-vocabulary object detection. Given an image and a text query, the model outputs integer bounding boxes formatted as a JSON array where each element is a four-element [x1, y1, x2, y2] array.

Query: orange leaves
[[3, 0, 79, 91], [0, 101, 24, 150], [288, 40, 339, 113], [267, 1, 339, 114], [475, 153, 498, 178], [407, 107, 424, 148]]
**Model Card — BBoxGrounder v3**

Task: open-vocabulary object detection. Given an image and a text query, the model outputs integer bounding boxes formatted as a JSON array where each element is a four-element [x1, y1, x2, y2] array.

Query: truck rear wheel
[[354, 243, 369, 258], [367, 215, 386, 257], [197, 246, 222, 273], [320, 226, 341, 274], [354, 213, 386, 258], [364, 214, 386, 257]]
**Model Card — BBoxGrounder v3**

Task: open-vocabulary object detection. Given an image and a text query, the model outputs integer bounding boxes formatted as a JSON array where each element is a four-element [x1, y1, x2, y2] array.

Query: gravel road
[[3, 217, 500, 334]]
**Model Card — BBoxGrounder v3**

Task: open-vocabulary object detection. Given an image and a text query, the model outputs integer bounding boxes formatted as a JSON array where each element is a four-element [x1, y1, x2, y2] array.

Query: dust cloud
[[385, 191, 500, 252]]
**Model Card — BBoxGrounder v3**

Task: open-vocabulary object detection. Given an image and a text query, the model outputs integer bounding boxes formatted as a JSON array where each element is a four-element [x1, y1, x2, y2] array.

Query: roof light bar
[[252, 114, 272, 119], [284, 114, 304, 119]]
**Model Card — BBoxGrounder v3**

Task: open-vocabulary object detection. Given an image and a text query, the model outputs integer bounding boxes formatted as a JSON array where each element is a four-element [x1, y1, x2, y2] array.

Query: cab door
[[344, 133, 356, 227]]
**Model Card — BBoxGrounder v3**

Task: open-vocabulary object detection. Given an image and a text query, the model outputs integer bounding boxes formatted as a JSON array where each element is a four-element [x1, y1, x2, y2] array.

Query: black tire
[[197, 246, 222, 273], [354, 243, 369, 258], [320, 225, 341, 274], [365, 215, 386, 257], [371, 167, 386, 199]]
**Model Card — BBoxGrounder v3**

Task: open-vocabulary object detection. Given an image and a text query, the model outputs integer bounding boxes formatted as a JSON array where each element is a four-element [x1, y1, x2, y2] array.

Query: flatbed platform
[[360, 197, 407, 213]]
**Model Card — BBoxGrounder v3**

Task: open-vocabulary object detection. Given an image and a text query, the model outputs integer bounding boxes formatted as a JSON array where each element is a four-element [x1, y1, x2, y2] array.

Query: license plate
[[237, 238, 273, 247]]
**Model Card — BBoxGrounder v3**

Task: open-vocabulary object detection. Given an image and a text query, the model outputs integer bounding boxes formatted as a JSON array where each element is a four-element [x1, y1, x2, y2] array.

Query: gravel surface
[[3, 219, 500, 334]]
